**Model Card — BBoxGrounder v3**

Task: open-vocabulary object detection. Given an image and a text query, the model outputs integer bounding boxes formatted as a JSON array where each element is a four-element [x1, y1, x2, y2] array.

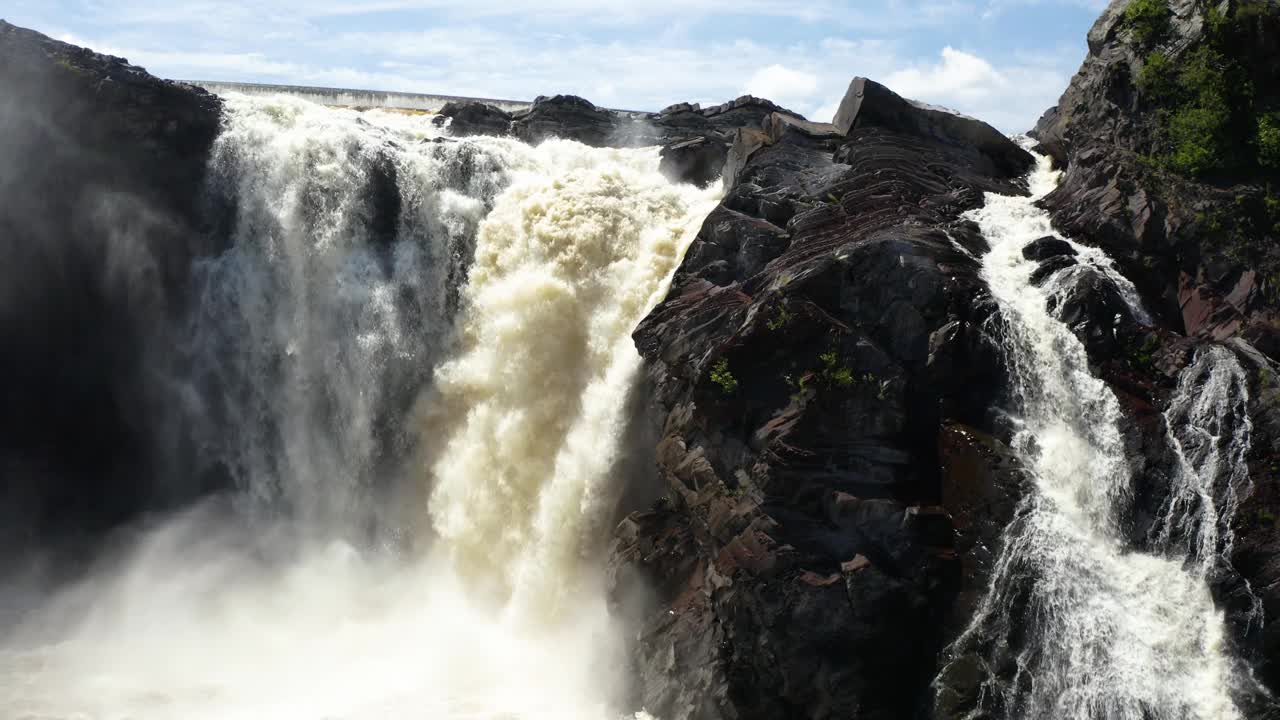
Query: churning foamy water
[[939, 149, 1252, 720], [0, 94, 718, 720]]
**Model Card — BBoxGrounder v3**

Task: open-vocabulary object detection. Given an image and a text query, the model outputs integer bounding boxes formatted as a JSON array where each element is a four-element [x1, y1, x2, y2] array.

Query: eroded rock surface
[[611, 79, 1033, 720]]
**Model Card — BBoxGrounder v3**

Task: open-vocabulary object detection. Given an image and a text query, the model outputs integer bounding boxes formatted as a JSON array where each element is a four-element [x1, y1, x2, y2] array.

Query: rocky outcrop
[[447, 93, 812, 186], [659, 137, 729, 188], [1032, 0, 1280, 344], [511, 94, 620, 147], [836, 77, 1031, 179], [0, 21, 224, 552], [1030, 0, 1280, 700], [433, 100, 512, 137], [612, 79, 1033, 720]]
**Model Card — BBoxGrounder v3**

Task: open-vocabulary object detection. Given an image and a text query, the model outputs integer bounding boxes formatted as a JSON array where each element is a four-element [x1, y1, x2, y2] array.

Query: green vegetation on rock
[[710, 358, 738, 394], [766, 305, 792, 331], [818, 351, 855, 388], [1129, 334, 1161, 371], [1134, 1, 1280, 178], [1121, 0, 1171, 45], [1136, 51, 1176, 97], [1260, 113, 1280, 169]]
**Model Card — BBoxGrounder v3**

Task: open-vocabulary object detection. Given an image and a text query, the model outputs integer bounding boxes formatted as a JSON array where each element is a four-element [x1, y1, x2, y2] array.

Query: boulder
[[1045, 265, 1133, 355], [511, 94, 617, 147], [658, 136, 729, 187], [1029, 254, 1079, 285], [834, 77, 1034, 178], [433, 100, 511, 137], [1022, 235, 1077, 261]]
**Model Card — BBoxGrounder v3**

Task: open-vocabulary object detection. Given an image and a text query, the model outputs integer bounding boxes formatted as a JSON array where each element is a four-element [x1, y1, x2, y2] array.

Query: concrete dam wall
[[187, 80, 535, 113]]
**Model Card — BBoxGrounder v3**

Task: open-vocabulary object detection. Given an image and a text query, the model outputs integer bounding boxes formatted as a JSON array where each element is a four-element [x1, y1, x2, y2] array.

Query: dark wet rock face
[[1022, 235, 1076, 261], [1031, 0, 1280, 701], [659, 137, 729, 187], [0, 21, 224, 551], [611, 78, 1033, 720], [1028, 254, 1078, 285], [1238, 361, 1280, 692], [836, 77, 1033, 179], [512, 94, 618, 147], [433, 100, 512, 137]]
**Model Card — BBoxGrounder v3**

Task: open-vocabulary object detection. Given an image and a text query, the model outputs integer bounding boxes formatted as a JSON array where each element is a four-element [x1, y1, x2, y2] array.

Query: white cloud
[[877, 46, 1068, 130], [887, 46, 1006, 105], [743, 64, 819, 112], [29, 2, 1088, 132], [810, 101, 842, 125]]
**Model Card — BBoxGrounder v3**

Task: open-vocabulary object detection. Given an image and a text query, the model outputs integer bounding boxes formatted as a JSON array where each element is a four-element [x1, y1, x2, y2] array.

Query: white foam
[[0, 92, 718, 720], [943, 149, 1248, 719]]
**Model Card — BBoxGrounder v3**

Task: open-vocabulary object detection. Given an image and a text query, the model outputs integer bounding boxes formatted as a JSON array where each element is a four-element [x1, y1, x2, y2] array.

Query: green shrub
[[710, 358, 738, 394], [819, 351, 855, 388], [1144, 44, 1241, 176], [1138, 52, 1177, 99], [1177, 46, 1229, 99], [1260, 114, 1280, 169], [1264, 192, 1280, 237], [1122, 0, 1171, 45], [766, 305, 792, 331], [1168, 104, 1231, 175], [1135, 2, 1280, 176]]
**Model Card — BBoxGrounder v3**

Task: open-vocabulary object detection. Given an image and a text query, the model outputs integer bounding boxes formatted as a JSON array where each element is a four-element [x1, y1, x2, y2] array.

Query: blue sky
[[4, 0, 1107, 131]]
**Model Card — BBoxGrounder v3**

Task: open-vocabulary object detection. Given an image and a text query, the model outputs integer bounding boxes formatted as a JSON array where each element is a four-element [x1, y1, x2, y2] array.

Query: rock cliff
[[0, 20, 224, 553], [609, 79, 1034, 719]]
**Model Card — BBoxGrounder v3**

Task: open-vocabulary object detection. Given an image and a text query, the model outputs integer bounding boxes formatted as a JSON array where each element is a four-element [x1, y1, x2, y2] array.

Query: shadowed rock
[[434, 100, 512, 137], [1022, 235, 1077, 261], [0, 21, 225, 551], [510, 94, 617, 146], [659, 136, 728, 187]]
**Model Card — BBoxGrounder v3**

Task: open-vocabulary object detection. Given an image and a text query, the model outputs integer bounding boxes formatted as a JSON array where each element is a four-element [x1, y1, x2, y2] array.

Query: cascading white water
[[943, 150, 1252, 719], [188, 95, 515, 530], [0, 94, 718, 720], [423, 143, 715, 617], [1152, 345, 1253, 577]]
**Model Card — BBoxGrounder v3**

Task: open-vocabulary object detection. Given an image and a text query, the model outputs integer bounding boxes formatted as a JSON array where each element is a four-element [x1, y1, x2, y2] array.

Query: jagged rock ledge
[[435, 93, 812, 187]]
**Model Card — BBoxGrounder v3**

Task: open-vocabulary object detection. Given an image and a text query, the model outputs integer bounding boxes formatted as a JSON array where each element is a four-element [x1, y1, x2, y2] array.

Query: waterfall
[[422, 142, 716, 616], [940, 151, 1252, 720], [188, 95, 516, 530], [0, 94, 718, 720], [1152, 345, 1253, 577]]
